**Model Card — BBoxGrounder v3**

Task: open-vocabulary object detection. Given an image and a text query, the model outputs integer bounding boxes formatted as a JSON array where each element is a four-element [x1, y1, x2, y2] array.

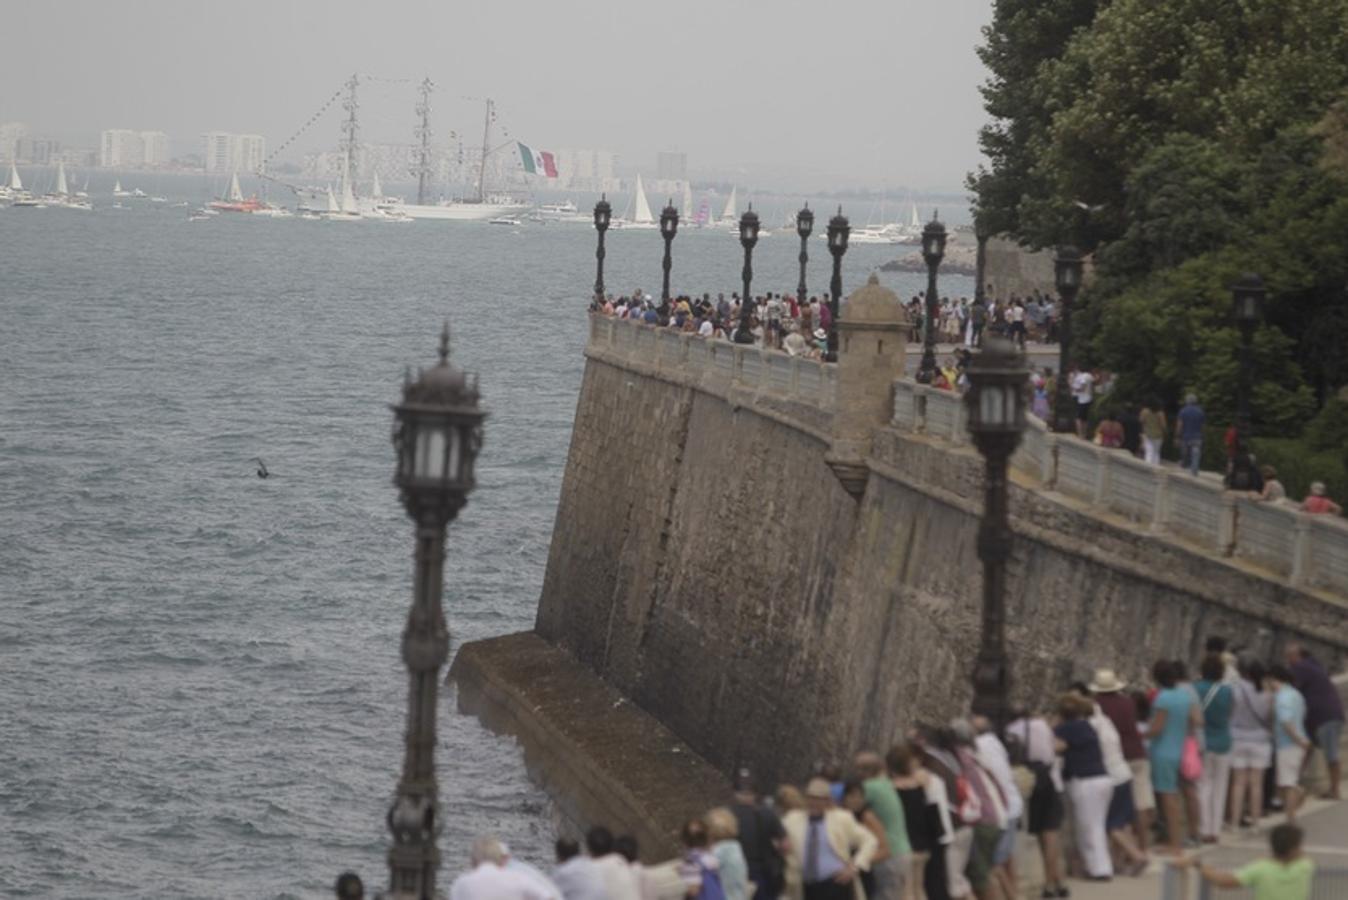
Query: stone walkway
[[1058, 797, 1347, 900]]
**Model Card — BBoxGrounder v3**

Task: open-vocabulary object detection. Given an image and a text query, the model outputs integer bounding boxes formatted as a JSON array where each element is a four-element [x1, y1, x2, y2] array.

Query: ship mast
[[475, 98, 493, 204], [412, 77, 434, 205], [341, 73, 359, 190]]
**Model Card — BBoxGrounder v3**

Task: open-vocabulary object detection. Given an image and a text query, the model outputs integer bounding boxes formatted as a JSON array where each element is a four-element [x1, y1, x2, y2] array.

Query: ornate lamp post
[[964, 336, 1028, 731], [915, 215, 948, 384], [796, 204, 814, 304], [1229, 274, 1265, 491], [825, 207, 850, 362], [974, 216, 989, 308], [660, 201, 679, 302], [384, 325, 485, 900], [1051, 246, 1084, 434], [733, 205, 761, 344], [592, 195, 611, 300]]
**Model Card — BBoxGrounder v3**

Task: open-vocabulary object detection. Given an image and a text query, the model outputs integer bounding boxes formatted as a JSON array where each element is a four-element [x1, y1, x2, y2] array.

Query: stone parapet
[[544, 316, 1348, 792], [893, 375, 1348, 600], [587, 315, 1348, 601]]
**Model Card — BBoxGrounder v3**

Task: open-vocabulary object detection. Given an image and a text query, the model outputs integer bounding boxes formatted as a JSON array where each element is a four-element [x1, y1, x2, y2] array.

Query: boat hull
[[396, 201, 528, 221]]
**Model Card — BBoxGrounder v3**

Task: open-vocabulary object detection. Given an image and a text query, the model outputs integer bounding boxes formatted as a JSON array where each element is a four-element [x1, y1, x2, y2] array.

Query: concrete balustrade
[[587, 317, 1348, 599], [881, 371, 1348, 600], [588, 315, 834, 411]]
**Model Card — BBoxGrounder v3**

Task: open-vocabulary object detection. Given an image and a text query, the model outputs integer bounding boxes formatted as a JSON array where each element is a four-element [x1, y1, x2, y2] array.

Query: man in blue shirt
[[1267, 664, 1312, 824], [1177, 393, 1206, 476]]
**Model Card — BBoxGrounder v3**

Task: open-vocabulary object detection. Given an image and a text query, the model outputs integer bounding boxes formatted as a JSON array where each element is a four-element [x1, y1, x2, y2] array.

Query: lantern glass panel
[[979, 385, 1006, 428], [1056, 260, 1081, 290], [446, 425, 462, 482], [413, 424, 440, 480]]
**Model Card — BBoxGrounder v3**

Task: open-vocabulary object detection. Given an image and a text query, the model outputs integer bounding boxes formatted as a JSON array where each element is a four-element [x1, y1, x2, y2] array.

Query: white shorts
[[1129, 758, 1155, 811], [1276, 745, 1306, 788], [1230, 742, 1273, 770]]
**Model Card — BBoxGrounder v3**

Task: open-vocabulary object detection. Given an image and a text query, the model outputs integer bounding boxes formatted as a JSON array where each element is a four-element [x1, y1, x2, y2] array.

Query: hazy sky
[[6, 0, 994, 192]]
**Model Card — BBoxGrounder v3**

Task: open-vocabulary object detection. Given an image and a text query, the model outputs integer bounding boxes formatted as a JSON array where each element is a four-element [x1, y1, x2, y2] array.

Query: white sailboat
[[113, 179, 133, 198], [360, 170, 412, 222], [718, 187, 737, 225], [681, 181, 694, 221], [47, 161, 92, 209], [614, 173, 658, 230], [8, 161, 22, 192], [324, 155, 362, 221]]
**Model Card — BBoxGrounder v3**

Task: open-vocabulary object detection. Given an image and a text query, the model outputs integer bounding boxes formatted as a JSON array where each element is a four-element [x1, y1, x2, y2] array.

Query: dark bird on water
[[252, 457, 270, 479]]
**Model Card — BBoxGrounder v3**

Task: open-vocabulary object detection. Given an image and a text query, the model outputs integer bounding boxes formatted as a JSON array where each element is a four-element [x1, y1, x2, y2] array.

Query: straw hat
[[1088, 668, 1127, 693]]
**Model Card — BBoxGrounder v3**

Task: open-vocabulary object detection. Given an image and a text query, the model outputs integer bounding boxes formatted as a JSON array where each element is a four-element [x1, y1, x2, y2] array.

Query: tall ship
[[387, 91, 527, 221]]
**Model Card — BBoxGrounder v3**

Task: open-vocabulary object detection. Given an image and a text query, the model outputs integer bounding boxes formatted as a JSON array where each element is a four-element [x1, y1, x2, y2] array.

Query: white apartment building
[[141, 131, 169, 166], [0, 122, 29, 161], [201, 132, 266, 173], [100, 129, 171, 168]]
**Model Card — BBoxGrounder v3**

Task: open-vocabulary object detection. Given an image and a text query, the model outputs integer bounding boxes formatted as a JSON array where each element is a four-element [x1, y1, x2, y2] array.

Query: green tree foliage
[[971, 0, 1348, 439], [969, 0, 1106, 236]]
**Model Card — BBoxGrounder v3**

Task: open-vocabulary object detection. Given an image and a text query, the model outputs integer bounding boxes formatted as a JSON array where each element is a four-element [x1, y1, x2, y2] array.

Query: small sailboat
[[324, 155, 362, 221], [681, 180, 694, 221], [208, 172, 264, 213], [613, 173, 658, 230], [48, 161, 92, 210], [112, 179, 133, 198], [718, 187, 737, 225]]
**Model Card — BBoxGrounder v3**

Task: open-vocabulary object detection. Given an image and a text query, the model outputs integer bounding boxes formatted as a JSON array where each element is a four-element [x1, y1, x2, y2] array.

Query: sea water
[[0, 195, 969, 897]]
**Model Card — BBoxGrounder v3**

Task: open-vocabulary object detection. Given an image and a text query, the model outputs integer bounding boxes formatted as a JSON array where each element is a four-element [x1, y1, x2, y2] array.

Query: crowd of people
[[587, 284, 1061, 361], [334, 638, 1340, 900]]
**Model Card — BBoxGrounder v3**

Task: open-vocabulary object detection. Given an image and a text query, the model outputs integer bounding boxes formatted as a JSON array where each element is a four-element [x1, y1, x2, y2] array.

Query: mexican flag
[[518, 142, 558, 178]]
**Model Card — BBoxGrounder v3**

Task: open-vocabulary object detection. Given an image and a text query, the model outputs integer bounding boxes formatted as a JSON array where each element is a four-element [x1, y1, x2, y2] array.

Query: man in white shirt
[[450, 836, 557, 900], [972, 717, 1024, 900], [587, 826, 643, 900], [552, 837, 608, 900], [1070, 368, 1096, 438]]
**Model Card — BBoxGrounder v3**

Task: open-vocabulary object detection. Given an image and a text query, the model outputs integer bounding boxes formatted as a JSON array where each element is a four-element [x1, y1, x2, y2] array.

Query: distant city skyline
[[4, 1, 995, 193]]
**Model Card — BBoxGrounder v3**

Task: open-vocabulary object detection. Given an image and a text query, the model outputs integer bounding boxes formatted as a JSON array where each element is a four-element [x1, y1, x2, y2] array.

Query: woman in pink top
[[1301, 482, 1342, 515]]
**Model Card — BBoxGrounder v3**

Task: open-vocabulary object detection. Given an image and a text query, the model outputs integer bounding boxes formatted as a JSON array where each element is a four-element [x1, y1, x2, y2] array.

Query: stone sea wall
[[528, 317, 1348, 792]]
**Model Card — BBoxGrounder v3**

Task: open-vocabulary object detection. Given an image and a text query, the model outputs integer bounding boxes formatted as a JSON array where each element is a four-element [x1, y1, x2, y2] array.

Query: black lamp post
[[796, 203, 814, 304], [974, 216, 989, 308], [734, 205, 761, 344], [1051, 246, 1084, 434], [915, 215, 948, 384], [383, 324, 485, 900], [660, 201, 679, 302], [825, 207, 850, 362], [1228, 274, 1265, 491], [592, 195, 611, 300], [964, 336, 1028, 731]]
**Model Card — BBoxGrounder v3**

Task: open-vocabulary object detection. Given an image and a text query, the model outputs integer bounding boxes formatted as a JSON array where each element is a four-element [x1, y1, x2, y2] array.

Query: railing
[[891, 377, 1348, 597], [1162, 862, 1348, 900], [588, 315, 834, 411]]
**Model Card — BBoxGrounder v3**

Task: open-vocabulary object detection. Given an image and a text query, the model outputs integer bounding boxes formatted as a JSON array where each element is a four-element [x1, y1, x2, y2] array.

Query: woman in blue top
[[1194, 655, 1234, 842], [1149, 660, 1202, 855]]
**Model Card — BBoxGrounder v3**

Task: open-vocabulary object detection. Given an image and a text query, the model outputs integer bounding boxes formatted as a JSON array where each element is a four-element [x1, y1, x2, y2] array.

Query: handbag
[[1181, 736, 1203, 781]]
